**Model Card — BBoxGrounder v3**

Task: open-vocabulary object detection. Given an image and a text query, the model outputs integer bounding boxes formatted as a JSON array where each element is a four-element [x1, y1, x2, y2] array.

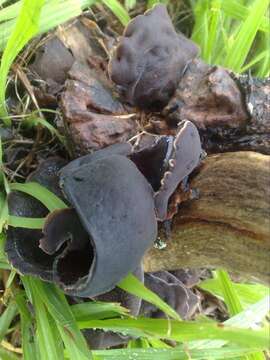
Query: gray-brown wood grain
[[144, 152, 270, 283]]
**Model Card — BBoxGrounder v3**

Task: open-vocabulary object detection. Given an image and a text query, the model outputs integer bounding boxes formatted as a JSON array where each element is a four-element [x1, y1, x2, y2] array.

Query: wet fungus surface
[[108, 4, 199, 111]]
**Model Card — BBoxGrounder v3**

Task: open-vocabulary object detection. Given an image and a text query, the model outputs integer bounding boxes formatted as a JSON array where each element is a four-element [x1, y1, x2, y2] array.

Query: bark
[[143, 151, 270, 283], [159, 60, 270, 155]]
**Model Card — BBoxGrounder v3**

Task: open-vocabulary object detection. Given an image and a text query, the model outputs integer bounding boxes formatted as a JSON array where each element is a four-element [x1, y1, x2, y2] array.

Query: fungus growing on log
[[108, 4, 199, 111], [5, 121, 202, 296], [5, 4, 203, 298]]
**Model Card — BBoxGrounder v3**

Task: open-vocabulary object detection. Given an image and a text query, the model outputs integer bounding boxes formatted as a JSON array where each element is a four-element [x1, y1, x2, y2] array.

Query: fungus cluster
[[6, 121, 201, 296], [5, 5, 203, 298]]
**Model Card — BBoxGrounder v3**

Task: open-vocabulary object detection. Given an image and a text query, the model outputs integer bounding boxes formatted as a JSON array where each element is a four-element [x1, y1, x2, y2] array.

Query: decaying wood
[[157, 59, 270, 155], [144, 151, 270, 283]]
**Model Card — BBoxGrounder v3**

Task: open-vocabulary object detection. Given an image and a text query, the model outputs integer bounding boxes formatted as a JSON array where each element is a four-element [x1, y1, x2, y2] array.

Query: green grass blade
[[0, 134, 3, 164], [0, 193, 9, 232], [0, 20, 14, 52], [78, 318, 269, 348], [124, 0, 136, 10], [240, 50, 269, 73], [0, 234, 7, 258], [0, 0, 97, 52], [0, 261, 10, 270], [8, 215, 45, 229], [216, 270, 267, 359], [101, 0, 130, 25], [224, 0, 270, 72], [147, 338, 171, 348], [118, 273, 181, 320], [0, 23, 13, 62], [199, 277, 269, 308], [215, 270, 243, 315], [0, 1, 21, 23], [256, 30, 270, 77], [128, 337, 151, 348], [9, 182, 67, 211], [5, 269, 16, 289], [247, 352, 267, 360], [30, 281, 92, 359], [22, 277, 65, 360], [0, 0, 13, 7], [71, 301, 129, 321], [191, 0, 209, 59], [204, 0, 221, 63], [0, 348, 20, 360], [188, 296, 269, 350], [191, 0, 269, 75], [15, 292, 38, 360], [93, 346, 265, 360], [0, 301, 18, 342], [221, 0, 269, 33], [0, 136, 10, 194], [0, 0, 45, 125], [22, 116, 66, 146]]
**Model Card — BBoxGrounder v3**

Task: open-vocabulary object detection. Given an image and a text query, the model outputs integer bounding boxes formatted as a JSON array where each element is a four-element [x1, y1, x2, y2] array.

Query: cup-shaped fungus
[[5, 121, 202, 297], [5, 151, 157, 297], [108, 4, 199, 111], [129, 120, 202, 220], [40, 152, 157, 296], [154, 120, 202, 220]]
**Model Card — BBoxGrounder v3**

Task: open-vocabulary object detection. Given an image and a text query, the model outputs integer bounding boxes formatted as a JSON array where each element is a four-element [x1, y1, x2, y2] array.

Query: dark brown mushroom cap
[[108, 4, 199, 111], [54, 153, 157, 297]]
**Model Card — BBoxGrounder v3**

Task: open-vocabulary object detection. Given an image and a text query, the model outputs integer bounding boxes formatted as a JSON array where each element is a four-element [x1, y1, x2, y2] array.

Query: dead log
[[143, 151, 270, 283]]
